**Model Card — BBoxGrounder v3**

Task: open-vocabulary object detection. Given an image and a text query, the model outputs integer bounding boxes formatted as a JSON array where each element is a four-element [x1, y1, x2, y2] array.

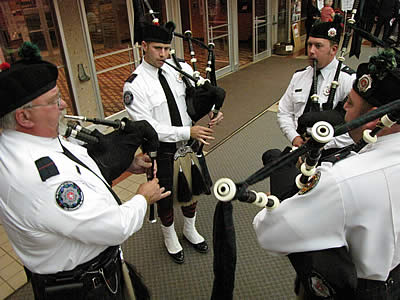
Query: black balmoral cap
[[0, 42, 58, 118], [310, 15, 343, 43], [142, 21, 176, 44], [353, 50, 400, 107]]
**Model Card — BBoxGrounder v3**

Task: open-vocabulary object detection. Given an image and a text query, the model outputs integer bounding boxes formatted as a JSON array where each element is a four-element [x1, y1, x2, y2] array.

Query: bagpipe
[[62, 114, 159, 186]]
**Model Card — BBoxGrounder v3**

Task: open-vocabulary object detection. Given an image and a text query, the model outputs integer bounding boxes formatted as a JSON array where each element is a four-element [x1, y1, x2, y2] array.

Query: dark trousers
[[30, 247, 124, 300], [355, 264, 400, 300], [374, 16, 392, 42]]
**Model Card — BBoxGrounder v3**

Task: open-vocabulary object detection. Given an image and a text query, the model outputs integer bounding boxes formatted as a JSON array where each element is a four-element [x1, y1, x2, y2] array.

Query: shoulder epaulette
[[341, 66, 356, 75], [294, 66, 308, 74], [35, 157, 59, 182], [125, 73, 137, 83]]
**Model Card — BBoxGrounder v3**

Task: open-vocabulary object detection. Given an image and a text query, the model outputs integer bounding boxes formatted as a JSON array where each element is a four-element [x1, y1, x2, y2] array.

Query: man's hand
[[126, 153, 153, 174], [292, 136, 305, 147], [208, 111, 224, 128], [136, 178, 171, 205], [190, 125, 215, 145]]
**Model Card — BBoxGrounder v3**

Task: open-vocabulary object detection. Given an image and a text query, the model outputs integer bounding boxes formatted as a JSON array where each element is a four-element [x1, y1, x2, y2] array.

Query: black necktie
[[304, 70, 321, 113], [59, 140, 122, 205], [158, 68, 183, 126]]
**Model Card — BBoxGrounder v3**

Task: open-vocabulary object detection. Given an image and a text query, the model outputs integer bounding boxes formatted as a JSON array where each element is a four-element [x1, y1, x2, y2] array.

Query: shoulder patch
[[298, 170, 321, 195], [341, 66, 356, 75], [123, 91, 134, 106], [56, 181, 84, 211], [295, 66, 308, 74], [35, 157, 59, 182], [125, 73, 137, 83]]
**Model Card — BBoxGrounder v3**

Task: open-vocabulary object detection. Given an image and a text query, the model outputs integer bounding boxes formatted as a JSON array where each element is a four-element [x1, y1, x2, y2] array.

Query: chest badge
[[56, 181, 84, 211]]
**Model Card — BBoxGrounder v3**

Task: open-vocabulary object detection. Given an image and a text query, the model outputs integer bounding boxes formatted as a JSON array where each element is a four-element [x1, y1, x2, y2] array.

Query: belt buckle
[[92, 276, 101, 289], [174, 145, 193, 160]]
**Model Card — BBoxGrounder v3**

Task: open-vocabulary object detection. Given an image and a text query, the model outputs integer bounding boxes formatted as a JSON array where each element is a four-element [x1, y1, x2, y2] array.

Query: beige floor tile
[[0, 254, 13, 270], [112, 185, 124, 195], [0, 282, 14, 300], [0, 248, 5, 257], [0, 242, 13, 253], [130, 174, 147, 184], [0, 260, 23, 281], [7, 269, 27, 290], [0, 232, 9, 246], [7, 249, 21, 262], [267, 101, 279, 113], [116, 189, 135, 202], [116, 179, 133, 189]]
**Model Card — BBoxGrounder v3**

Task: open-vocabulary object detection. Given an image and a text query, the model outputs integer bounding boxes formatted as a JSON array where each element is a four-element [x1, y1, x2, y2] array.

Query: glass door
[[253, 0, 271, 61], [0, 0, 74, 114], [205, 0, 233, 77]]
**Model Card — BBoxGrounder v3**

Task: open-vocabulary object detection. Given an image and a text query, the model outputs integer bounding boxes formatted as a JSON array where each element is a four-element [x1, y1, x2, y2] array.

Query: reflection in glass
[[0, 0, 73, 114], [84, 0, 166, 116]]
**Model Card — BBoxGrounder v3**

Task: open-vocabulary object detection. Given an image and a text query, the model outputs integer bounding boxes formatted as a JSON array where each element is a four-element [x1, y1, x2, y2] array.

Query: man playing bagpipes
[[277, 15, 356, 151], [0, 42, 170, 300], [123, 19, 224, 264], [253, 50, 400, 299]]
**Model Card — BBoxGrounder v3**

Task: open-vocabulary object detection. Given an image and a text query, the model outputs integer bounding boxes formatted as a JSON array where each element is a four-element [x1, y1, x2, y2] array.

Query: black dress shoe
[[184, 236, 209, 253], [168, 250, 184, 264]]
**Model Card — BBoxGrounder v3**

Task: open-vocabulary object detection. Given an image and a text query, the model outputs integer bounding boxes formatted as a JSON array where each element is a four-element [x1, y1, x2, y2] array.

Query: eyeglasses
[[24, 93, 62, 109]]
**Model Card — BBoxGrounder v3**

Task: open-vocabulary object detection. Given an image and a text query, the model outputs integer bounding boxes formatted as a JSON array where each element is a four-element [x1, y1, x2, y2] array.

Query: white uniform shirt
[[0, 130, 147, 274], [123, 58, 194, 143], [277, 58, 356, 149], [253, 132, 400, 281]]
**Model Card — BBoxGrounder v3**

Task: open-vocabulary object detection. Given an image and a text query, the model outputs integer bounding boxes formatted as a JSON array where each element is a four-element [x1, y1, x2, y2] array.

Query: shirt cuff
[[176, 126, 191, 141]]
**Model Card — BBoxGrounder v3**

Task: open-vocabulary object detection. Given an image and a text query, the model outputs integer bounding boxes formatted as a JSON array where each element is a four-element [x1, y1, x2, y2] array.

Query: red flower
[[0, 62, 10, 71]]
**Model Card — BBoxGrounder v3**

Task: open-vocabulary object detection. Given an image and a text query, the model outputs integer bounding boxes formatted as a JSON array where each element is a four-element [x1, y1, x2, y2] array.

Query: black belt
[[159, 140, 192, 153], [357, 264, 400, 290], [31, 246, 120, 295]]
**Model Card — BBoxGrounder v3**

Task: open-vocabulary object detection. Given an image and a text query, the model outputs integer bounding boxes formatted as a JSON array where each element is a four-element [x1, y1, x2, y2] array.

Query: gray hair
[[0, 101, 33, 130]]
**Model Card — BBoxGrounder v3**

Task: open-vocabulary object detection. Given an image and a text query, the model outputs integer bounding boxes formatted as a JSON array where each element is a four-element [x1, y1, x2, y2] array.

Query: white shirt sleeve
[[277, 75, 304, 144], [253, 166, 346, 255]]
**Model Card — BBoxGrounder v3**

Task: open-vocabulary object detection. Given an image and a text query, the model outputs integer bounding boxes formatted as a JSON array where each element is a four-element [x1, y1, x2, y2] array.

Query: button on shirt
[[123, 59, 194, 143], [0, 130, 147, 274], [277, 58, 356, 149], [253, 132, 400, 281]]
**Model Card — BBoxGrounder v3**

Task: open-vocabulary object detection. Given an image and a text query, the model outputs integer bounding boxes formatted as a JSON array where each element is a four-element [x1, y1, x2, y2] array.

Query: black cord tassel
[[191, 159, 208, 195], [178, 166, 192, 203]]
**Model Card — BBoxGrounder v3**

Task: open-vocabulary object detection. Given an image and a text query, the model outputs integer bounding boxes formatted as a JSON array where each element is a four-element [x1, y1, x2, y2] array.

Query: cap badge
[[357, 74, 372, 93], [328, 28, 337, 38]]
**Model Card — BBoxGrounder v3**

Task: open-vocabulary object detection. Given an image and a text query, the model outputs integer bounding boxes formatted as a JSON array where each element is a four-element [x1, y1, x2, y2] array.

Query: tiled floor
[[0, 173, 146, 300]]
